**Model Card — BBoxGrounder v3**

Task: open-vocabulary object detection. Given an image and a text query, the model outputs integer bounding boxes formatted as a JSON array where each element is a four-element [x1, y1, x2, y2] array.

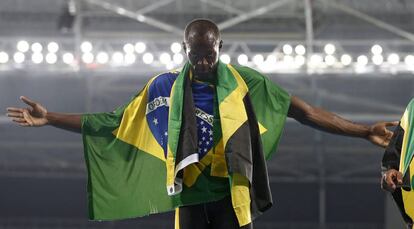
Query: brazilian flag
[[81, 61, 290, 225], [390, 99, 414, 228]]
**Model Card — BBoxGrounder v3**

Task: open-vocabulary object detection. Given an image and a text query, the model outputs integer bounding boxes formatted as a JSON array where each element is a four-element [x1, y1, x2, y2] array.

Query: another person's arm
[[6, 96, 82, 133], [287, 96, 397, 148]]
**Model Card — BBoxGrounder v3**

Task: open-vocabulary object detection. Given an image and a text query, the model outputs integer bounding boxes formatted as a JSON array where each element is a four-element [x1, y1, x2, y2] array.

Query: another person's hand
[[381, 169, 403, 192], [367, 121, 399, 148], [6, 96, 48, 127]]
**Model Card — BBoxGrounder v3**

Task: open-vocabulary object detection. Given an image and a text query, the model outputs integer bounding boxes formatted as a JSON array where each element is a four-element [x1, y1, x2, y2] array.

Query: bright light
[[371, 44, 383, 55], [173, 53, 184, 65], [47, 42, 59, 53], [357, 55, 368, 66], [112, 52, 124, 65], [324, 44, 336, 55], [237, 54, 248, 65], [310, 54, 323, 66], [387, 53, 400, 65], [62, 53, 74, 64], [160, 53, 172, 64], [266, 54, 277, 64], [96, 52, 109, 64], [135, 42, 146, 53], [253, 54, 264, 65], [31, 53, 44, 64], [82, 53, 94, 64], [31, 43, 43, 53], [143, 52, 154, 64], [324, 55, 336, 66], [294, 55, 305, 66], [45, 53, 57, 64], [14, 52, 25, 64], [170, 42, 182, 54], [123, 43, 135, 53], [124, 53, 136, 65], [81, 41, 93, 53], [220, 54, 231, 64], [17, 40, 29, 52], [405, 55, 414, 66], [372, 55, 383, 65], [282, 44, 293, 55], [340, 54, 352, 66], [295, 45, 306, 55], [283, 55, 294, 64], [166, 62, 174, 70], [0, 52, 9, 64]]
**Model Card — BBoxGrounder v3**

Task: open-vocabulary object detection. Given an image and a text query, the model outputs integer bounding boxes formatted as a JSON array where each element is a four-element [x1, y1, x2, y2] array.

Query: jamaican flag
[[383, 99, 414, 228], [81, 61, 290, 225], [394, 100, 414, 226]]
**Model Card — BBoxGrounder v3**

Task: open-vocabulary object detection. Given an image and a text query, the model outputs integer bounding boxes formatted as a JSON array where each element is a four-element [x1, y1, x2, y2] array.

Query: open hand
[[367, 121, 399, 148], [6, 96, 48, 127]]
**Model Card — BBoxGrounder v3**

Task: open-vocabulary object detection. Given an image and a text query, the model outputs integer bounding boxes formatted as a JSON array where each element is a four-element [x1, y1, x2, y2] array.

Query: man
[[7, 19, 396, 229], [382, 99, 414, 229]]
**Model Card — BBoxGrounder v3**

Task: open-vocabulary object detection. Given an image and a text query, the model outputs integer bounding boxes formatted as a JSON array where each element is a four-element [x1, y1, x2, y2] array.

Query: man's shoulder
[[231, 64, 268, 83], [149, 70, 181, 87]]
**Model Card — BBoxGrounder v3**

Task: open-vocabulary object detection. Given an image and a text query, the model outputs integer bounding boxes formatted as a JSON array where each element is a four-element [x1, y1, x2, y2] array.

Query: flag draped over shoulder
[[394, 99, 414, 227], [81, 61, 290, 225]]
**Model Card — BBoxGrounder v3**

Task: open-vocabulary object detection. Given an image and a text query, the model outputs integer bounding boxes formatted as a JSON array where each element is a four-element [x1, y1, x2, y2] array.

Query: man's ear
[[182, 41, 187, 53]]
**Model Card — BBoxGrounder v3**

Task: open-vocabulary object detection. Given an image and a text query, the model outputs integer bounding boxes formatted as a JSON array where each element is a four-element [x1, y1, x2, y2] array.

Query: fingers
[[6, 107, 24, 113], [385, 172, 397, 190], [7, 112, 23, 118], [22, 110, 34, 126], [20, 96, 37, 107], [396, 172, 403, 185]]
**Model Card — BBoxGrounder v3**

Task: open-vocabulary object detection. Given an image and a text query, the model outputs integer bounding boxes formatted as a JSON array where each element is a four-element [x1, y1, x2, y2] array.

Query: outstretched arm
[[287, 96, 397, 148], [6, 96, 82, 133]]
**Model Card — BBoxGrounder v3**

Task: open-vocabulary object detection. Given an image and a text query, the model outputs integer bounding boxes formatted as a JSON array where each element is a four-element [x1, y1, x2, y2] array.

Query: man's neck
[[194, 73, 217, 85]]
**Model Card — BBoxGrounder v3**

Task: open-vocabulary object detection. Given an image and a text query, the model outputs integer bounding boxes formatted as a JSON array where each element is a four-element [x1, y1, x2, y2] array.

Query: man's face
[[183, 34, 221, 76]]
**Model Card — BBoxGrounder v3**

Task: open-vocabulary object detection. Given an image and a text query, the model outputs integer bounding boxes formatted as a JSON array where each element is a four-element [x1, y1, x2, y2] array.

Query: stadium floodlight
[[45, 53, 58, 64], [160, 53, 172, 64], [371, 44, 383, 55], [219, 54, 231, 64], [170, 42, 182, 54], [357, 55, 368, 66], [237, 54, 248, 65], [81, 41, 93, 53], [112, 52, 124, 65], [340, 54, 352, 66], [47, 42, 59, 53], [31, 42, 43, 53], [62, 53, 74, 64], [266, 54, 277, 64], [82, 52, 94, 64], [173, 53, 184, 65], [253, 54, 264, 65], [324, 55, 336, 66], [32, 53, 44, 64], [309, 54, 323, 66], [405, 55, 414, 66], [14, 52, 25, 64], [123, 43, 135, 53], [324, 44, 336, 55], [124, 53, 136, 65], [387, 53, 400, 65], [0, 52, 9, 64], [135, 42, 146, 53], [143, 52, 154, 64], [282, 44, 293, 55], [17, 40, 30, 53], [294, 55, 305, 66], [372, 55, 384, 65], [96, 52, 109, 64], [295, 45, 306, 55]]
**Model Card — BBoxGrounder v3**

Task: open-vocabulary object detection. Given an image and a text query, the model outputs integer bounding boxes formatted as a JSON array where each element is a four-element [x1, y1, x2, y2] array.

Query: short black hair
[[184, 19, 220, 42]]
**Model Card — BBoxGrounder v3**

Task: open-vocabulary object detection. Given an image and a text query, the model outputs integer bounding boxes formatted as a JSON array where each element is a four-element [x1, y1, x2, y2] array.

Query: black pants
[[177, 196, 253, 229]]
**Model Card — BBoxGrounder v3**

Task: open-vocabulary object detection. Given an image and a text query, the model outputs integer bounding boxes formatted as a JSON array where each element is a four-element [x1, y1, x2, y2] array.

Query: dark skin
[[6, 21, 397, 147], [382, 169, 403, 192]]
